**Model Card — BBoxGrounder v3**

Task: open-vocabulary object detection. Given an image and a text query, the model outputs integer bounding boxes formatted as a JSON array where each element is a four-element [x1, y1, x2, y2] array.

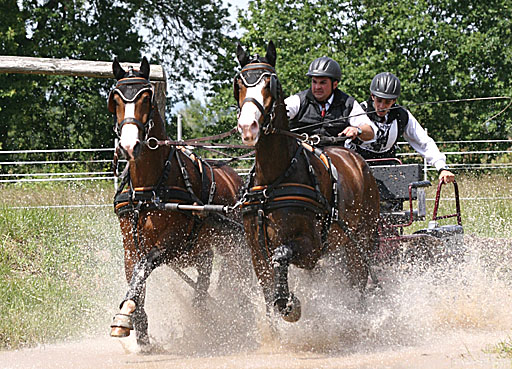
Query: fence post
[[424, 128, 428, 181], [153, 80, 166, 119], [114, 138, 119, 190], [177, 114, 182, 141]]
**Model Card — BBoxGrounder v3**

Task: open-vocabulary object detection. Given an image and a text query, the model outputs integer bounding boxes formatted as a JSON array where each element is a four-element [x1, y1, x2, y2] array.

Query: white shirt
[[346, 105, 447, 170]]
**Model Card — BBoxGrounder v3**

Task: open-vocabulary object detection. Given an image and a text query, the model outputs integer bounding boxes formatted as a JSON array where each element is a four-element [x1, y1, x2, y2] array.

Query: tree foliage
[[205, 0, 512, 144], [0, 0, 232, 153], [1, 0, 511, 156]]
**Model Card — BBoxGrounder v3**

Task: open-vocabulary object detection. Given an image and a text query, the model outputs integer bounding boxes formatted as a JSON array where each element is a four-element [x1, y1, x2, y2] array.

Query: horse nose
[[120, 139, 141, 160], [237, 120, 259, 145], [119, 124, 141, 160]]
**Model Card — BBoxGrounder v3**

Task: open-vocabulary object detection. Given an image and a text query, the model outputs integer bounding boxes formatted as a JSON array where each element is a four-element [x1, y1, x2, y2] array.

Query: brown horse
[[108, 57, 245, 347], [235, 42, 380, 322]]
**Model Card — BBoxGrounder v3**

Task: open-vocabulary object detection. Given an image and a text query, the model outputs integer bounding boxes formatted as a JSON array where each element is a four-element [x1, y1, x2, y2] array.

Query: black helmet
[[370, 72, 401, 99], [306, 56, 342, 81]]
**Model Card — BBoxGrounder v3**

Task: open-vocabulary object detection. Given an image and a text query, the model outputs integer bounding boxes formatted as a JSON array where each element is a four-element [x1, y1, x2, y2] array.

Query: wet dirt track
[[2, 236, 512, 369], [1, 331, 511, 369]]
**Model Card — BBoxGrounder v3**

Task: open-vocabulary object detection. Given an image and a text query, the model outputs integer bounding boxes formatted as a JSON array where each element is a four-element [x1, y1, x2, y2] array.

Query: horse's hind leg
[[111, 247, 166, 346], [343, 236, 372, 310], [192, 249, 213, 308]]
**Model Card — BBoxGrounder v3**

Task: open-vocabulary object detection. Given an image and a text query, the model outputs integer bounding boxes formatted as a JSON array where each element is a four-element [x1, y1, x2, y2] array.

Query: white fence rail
[[1, 139, 510, 183], [0, 147, 116, 184], [1, 139, 511, 208]]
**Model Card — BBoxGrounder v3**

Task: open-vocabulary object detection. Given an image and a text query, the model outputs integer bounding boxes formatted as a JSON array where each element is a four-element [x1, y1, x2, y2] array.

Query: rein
[[291, 96, 512, 134]]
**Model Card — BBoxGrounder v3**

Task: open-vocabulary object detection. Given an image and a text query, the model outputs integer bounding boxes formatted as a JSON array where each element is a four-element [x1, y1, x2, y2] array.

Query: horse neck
[[129, 111, 171, 188], [254, 100, 296, 184]]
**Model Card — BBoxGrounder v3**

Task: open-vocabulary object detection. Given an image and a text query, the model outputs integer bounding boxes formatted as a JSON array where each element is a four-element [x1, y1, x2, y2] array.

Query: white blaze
[[119, 102, 140, 158], [237, 79, 266, 146]]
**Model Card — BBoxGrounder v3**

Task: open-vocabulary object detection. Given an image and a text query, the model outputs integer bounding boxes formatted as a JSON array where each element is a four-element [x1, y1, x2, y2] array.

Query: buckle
[[309, 135, 321, 145], [146, 137, 159, 150]]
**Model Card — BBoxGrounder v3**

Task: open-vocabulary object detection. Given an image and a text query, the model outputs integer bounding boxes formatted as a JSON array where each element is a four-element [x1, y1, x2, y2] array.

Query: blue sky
[[225, 0, 250, 21], [171, 0, 250, 115]]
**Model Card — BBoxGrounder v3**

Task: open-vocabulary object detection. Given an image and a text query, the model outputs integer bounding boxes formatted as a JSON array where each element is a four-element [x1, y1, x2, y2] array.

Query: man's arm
[[284, 94, 300, 120], [339, 100, 376, 140], [404, 111, 455, 183], [341, 125, 374, 140]]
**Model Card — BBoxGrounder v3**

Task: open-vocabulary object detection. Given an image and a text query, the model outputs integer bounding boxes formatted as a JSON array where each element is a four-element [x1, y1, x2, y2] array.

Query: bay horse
[[108, 57, 245, 347], [234, 42, 380, 322]]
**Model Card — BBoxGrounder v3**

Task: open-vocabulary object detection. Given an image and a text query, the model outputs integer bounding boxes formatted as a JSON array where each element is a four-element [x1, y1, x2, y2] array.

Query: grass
[[0, 174, 512, 350], [0, 181, 123, 349], [487, 337, 512, 358]]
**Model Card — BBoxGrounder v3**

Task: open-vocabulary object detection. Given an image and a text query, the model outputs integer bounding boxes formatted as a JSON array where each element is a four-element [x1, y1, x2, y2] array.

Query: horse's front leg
[[110, 246, 165, 346], [272, 244, 301, 322]]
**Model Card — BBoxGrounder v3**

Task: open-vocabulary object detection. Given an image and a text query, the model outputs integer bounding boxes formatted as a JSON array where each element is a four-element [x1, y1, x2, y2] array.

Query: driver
[[345, 72, 455, 184], [285, 56, 377, 143]]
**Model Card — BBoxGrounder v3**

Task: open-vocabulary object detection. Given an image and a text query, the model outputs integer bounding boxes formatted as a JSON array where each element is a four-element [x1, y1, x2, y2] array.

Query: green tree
[[0, 0, 233, 156], [207, 0, 512, 145]]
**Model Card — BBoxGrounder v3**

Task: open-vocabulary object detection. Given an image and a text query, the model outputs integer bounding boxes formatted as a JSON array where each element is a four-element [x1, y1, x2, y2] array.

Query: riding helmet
[[370, 72, 401, 99], [306, 56, 342, 81]]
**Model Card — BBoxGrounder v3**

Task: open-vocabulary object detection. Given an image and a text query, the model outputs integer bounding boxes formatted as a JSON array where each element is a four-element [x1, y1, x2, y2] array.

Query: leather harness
[[236, 62, 358, 263], [113, 145, 218, 256]]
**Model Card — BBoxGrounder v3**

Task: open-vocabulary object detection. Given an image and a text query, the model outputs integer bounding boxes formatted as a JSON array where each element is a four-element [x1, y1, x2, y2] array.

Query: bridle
[[234, 62, 280, 135], [108, 75, 155, 141], [234, 62, 321, 144]]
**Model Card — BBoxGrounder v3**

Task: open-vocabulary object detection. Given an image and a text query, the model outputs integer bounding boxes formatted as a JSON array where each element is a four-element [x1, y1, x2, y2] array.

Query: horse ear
[[112, 57, 126, 80], [265, 41, 277, 67], [140, 56, 150, 80], [236, 42, 249, 67]]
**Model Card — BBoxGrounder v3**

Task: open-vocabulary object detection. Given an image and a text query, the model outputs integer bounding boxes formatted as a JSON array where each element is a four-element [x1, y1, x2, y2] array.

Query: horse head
[[108, 57, 155, 160], [234, 41, 284, 146]]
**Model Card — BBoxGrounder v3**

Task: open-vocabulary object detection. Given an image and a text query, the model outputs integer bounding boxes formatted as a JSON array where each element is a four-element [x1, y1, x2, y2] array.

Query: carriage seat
[[369, 164, 423, 201], [369, 164, 429, 223]]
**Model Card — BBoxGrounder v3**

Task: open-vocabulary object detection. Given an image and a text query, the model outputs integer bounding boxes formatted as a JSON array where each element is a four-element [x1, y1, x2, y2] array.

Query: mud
[[2, 235, 512, 368]]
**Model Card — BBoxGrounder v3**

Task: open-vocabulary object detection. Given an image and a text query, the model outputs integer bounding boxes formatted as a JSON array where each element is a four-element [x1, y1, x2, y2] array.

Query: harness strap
[[154, 147, 176, 190], [257, 209, 271, 263], [175, 149, 203, 205], [118, 117, 145, 133], [114, 186, 195, 216], [241, 140, 361, 259]]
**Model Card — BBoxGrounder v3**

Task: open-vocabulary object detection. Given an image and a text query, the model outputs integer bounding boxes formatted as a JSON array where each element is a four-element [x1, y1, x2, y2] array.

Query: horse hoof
[[281, 294, 301, 323], [110, 313, 133, 337], [111, 327, 131, 338]]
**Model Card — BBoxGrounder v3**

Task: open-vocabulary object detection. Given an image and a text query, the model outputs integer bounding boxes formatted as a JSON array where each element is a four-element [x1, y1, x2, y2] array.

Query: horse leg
[[110, 246, 166, 346], [344, 238, 371, 311], [272, 244, 301, 322], [192, 249, 213, 309], [132, 292, 150, 346]]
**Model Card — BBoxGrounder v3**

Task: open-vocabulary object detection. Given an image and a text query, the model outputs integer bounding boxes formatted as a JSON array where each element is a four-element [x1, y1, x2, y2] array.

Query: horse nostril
[[250, 121, 259, 132], [132, 141, 141, 158]]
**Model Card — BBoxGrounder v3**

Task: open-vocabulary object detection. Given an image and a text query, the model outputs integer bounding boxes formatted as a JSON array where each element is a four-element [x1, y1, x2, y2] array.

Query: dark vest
[[354, 98, 409, 161], [289, 89, 355, 137]]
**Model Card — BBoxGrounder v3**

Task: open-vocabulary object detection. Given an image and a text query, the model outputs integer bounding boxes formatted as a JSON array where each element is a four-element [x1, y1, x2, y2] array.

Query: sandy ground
[[1, 331, 511, 369], [2, 236, 512, 369]]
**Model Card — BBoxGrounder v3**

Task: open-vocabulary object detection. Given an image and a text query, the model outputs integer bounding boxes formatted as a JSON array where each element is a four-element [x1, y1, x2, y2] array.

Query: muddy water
[[2, 236, 512, 368]]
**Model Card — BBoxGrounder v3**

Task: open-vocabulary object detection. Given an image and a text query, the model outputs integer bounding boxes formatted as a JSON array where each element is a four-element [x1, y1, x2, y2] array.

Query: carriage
[[370, 159, 464, 265]]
